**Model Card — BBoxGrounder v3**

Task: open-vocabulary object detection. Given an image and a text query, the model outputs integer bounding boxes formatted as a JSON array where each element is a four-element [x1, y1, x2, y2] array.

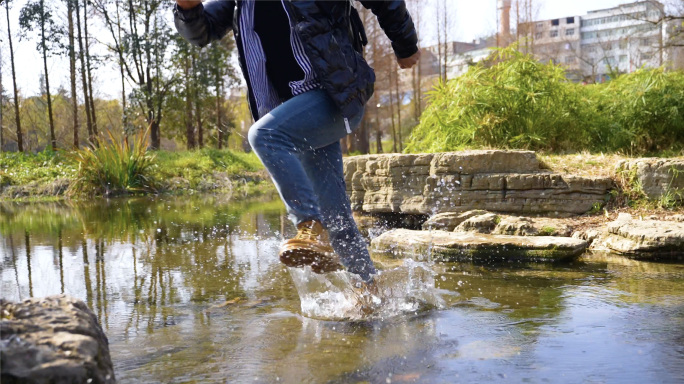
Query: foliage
[[593, 68, 684, 154], [406, 47, 684, 155], [68, 129, 156, 196]]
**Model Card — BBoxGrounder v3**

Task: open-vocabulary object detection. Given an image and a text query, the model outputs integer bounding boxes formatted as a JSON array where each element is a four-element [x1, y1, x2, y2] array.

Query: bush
[[68, 130, 156, 196], [406, 47, 684, 155], [594, 68, 684, 154]]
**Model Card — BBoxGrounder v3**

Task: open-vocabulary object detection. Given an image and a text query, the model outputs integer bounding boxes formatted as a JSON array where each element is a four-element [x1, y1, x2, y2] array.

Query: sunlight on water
[[289, 260, 444, 321]]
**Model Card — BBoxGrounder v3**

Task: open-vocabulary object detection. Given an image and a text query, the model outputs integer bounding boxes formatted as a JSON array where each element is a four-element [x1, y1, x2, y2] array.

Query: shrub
[[406, 47, 684, 155], [595, 68, 684, 154], [68, 130, 156, 196], [406, 47, 592, 153]]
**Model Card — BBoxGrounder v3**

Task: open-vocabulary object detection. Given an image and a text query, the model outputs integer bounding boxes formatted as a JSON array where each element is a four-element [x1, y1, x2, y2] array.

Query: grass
[[68, 129, 157, 196], [1, 144, 266, 200]]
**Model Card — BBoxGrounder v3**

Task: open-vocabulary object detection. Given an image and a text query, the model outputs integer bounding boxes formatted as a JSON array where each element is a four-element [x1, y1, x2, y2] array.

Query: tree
[[92, 0, 176, 149], [20, 0, 59, 150], [75, 0, 93, 141], [6, 0, 23, 151], [66, 0, 79, 149]]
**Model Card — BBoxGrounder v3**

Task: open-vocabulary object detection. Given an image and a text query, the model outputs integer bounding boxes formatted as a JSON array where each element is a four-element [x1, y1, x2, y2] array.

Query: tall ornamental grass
[[68, 129, 156, 196], [406, 47, 684, 155], [593, 68, 684, 154]]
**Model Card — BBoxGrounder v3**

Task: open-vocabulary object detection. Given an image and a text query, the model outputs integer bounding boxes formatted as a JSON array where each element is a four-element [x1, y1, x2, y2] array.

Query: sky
[[1, 0, 643, 99]]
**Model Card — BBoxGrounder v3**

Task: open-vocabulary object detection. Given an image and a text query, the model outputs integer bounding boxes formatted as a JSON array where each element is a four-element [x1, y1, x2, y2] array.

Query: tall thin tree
[[74, 0, 93, 141], [67, 0, 79, 149], [82, 0, 97, 136], [20, 0, 57, 150], [5, 0, 22, 151]]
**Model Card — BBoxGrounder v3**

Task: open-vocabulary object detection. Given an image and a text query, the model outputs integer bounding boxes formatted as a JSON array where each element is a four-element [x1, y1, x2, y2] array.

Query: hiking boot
[[279, 220, 344, 274]]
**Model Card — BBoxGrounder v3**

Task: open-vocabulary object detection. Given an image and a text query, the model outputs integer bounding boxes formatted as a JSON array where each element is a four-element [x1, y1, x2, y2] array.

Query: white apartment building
[[579, 1, 665, 82], [517, 1, 672, 82]]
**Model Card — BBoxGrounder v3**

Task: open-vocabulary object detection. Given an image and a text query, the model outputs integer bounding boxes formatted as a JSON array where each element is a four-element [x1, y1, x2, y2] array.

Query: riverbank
[[0, 149, 272, 201]]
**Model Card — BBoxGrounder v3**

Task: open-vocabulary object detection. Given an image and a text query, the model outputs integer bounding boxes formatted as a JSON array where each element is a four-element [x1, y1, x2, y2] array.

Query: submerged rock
[[372, 229, 588, 262], [1, 295, 115, 384], [595, 214, 684, 259]]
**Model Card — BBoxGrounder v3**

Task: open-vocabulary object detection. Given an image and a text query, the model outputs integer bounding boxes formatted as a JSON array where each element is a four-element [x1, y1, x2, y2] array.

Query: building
[[579, 1, 665, 81], [520, 1, 669, 82]]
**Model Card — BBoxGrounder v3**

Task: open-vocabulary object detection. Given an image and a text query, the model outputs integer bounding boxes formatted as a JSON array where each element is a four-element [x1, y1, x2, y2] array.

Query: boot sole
[[279, 246, 344, 274]]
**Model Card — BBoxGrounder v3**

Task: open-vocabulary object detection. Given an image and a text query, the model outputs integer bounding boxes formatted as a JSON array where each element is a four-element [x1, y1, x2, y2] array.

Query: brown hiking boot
[[279, 220, 344, 274]]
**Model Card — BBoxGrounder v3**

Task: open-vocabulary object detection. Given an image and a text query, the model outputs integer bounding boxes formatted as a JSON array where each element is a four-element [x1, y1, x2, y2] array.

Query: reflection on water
[[1, 197, 684, 383]]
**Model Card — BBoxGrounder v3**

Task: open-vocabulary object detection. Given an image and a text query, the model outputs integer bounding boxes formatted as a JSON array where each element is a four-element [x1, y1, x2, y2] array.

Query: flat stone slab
[[372, 229, 588, 262], [1, 295, 115, 384], [598, 214, 684, 259]]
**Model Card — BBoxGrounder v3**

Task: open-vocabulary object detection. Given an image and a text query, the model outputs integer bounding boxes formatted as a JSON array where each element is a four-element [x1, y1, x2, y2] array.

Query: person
[[174, 0, 419, 285]]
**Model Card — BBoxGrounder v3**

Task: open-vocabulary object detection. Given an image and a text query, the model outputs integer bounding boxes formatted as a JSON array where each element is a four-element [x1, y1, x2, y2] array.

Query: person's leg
[[248, 89, 374, 280], [299, 142, 376, 282], [247, 89, 347, 224]]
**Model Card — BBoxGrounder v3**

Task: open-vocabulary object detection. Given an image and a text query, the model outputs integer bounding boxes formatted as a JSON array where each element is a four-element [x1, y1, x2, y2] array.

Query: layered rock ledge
[[371, 229, 588, 262], [344, 150, 613, 217], [1, 295, 115, 384]]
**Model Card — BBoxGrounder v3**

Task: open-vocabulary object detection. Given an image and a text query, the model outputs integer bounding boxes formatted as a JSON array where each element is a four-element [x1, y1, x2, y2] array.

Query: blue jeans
[[248, 89, 376, 282]]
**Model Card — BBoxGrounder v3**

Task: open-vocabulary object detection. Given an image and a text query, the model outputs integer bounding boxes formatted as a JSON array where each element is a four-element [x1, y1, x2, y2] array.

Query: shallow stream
[[1, 196, 683, 383]]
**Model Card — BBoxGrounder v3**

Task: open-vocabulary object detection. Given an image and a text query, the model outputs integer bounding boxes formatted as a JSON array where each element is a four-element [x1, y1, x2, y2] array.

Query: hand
[[176, 0, 202, 10], [397, 50, 421, 69]]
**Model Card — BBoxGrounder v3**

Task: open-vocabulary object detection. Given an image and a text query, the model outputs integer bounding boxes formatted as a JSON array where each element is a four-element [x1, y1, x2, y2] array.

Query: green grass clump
[[406, 46, 684, 155], [68, 130, 156, 197]]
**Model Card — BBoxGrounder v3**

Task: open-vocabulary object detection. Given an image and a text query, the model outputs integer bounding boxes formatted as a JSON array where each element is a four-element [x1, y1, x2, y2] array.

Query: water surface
[[1, 196, 683, 383]]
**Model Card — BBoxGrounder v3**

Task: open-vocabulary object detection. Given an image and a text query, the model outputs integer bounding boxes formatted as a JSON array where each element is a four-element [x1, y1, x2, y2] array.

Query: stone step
[[371, 229, 588, 262], [345, 150, 613, 217]]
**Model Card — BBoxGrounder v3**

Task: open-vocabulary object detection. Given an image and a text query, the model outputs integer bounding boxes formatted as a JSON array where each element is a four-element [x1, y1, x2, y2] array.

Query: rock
[[596, 215, 684, 259], [1, 295, 116, 384], [493, 216, 574, 237], [372, 229, 588, 262], [455, 212, 500, 233], [422, 210, 487, 231], [617, 158, 684, 202], [449, 211, 574, 237], [345, 151, 613, 217]]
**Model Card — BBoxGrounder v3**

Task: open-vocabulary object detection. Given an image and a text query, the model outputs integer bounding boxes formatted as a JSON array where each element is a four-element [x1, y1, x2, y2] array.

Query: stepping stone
[[372, 229, 588, 262]]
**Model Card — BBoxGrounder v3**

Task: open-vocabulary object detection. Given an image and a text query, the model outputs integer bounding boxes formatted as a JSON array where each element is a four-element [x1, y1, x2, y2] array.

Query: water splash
[[288, 260, 444, 321]]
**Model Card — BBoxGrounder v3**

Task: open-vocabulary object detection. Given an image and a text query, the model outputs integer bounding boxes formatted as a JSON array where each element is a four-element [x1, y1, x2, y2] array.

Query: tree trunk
[[75, 0, 93, 141], [388, 67, 397, 153], [115, 0, 126, 130], [394, 63, 403, 152], [216, 72, 224, 149], [83, 0, 97, 136], [40, 0, 56, 150], [192, 51, 203, 148], [6, 0, 23, 152], [375, 128, 383, 154], [184, 55, 195, 149], [68, 0, 79, 149]]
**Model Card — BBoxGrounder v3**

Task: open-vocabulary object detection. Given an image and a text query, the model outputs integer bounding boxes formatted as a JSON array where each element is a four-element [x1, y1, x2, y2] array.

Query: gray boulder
[[1, 295, 115, 384]]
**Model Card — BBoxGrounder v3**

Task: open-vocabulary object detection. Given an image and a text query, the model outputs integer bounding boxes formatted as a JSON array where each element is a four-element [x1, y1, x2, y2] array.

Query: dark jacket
[[174, 1, 418, 122]]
